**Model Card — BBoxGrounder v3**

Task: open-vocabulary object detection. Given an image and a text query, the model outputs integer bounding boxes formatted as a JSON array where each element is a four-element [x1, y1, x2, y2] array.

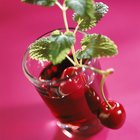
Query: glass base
[[57, 120, 103, 138]]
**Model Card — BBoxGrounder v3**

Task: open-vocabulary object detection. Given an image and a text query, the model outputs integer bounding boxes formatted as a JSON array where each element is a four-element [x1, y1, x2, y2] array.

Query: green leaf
[[95, 2, 109, 22], [48, 31, 75, 64], [73, 13, 96, 31], [29, 31, 75, 64], [65, 0, 95, 18], [29, 37, 51, 61], [21, 0, 57, 6], [73, 2, 108, 31], [76, 34, 118, 59]]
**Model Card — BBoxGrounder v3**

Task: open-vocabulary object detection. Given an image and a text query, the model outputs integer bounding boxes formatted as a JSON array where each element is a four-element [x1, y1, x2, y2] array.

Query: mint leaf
[[29, 31, 75, 64], [65, 0, 95, 18], [21, 0, 57, 6], [85, 0, 96, 18], [48, 31, 75, 64], [29, 37, 51, 61], [65, 0, 86, 16], [73, 13, 96, 31], [73, 2, 108, 31], [76, 34, 118, 59], [95, 2, 109, 22]]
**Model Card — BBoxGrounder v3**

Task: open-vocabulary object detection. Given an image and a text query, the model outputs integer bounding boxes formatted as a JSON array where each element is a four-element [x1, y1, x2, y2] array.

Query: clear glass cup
[[22, 28, 108, 138]]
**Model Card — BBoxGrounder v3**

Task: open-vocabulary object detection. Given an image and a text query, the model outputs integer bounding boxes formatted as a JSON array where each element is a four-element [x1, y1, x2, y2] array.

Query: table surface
[[0, 0, 140, 140]]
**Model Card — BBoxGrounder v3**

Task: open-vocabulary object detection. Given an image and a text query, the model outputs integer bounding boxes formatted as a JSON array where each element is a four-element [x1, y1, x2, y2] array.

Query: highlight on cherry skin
[[98, 100, 126, 129]]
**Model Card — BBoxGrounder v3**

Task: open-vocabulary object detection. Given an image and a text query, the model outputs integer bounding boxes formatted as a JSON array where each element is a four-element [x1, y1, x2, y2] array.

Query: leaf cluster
[[22, 0, 118, 65]]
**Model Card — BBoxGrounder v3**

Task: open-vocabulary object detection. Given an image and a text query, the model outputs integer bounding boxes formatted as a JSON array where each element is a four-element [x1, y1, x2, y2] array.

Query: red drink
[[35, 58, 104, 136]]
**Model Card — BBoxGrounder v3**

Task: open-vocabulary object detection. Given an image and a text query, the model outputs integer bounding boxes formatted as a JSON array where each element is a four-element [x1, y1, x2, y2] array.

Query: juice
[[35, 58, 103, 134]]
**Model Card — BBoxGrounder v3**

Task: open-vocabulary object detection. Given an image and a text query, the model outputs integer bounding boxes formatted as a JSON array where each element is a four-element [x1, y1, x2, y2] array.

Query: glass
[[22, 28, 108, 138]]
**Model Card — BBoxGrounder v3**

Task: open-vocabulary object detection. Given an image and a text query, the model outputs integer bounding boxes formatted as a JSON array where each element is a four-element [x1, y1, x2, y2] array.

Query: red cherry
[[59, 67, 86, 96], [61, 66, 81, 78], [85, 86, 101, 114], [98, 100, 126, 129]]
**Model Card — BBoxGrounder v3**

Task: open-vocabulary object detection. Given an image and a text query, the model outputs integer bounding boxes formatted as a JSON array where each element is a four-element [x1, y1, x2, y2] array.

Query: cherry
[[85, 86, 101, 114], [98, 100, 126, 129], [59, 66, 86, 96], [61, 66, 81, 78]]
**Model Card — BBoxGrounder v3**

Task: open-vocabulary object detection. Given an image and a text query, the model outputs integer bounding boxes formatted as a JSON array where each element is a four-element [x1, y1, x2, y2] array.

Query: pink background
[[0, 0, 140, 139]]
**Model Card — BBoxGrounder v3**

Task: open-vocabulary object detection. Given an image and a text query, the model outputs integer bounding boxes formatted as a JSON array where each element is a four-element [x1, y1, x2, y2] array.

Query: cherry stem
[[81, 65, 114, 109], [82, 65, 114, 76], [100, 75, 112, 109]]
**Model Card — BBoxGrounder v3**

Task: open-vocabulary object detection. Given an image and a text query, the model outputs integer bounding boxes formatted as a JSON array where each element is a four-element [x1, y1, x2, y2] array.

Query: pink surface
[[0, 0, 140, 139]]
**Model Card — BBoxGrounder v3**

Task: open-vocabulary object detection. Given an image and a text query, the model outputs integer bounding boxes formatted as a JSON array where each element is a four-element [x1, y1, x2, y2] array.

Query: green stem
[[62, 4, 69, 32], [80, 59, 83, 65], [71, 45, 80, 66], [82, 65, 113, 75], [56, 1, 63, 10], [73, 19, 83, 35], [72, 20, 84, 66], [56, 1, 69, 32], [100, 75, 112, 109], [66, 55, 76, 66]]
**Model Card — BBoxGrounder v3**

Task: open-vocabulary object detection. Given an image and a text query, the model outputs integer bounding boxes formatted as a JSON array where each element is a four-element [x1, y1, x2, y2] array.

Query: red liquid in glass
[[35, 59, 102, 129]]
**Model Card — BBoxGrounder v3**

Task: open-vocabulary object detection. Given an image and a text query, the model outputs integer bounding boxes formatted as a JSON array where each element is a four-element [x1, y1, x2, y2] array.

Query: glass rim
[[22, 47, 42, 86], [22, 48, 90, 87]]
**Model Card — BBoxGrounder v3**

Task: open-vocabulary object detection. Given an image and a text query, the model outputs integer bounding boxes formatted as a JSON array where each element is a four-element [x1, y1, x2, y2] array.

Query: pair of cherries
[[59, 66, 126, 129]]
